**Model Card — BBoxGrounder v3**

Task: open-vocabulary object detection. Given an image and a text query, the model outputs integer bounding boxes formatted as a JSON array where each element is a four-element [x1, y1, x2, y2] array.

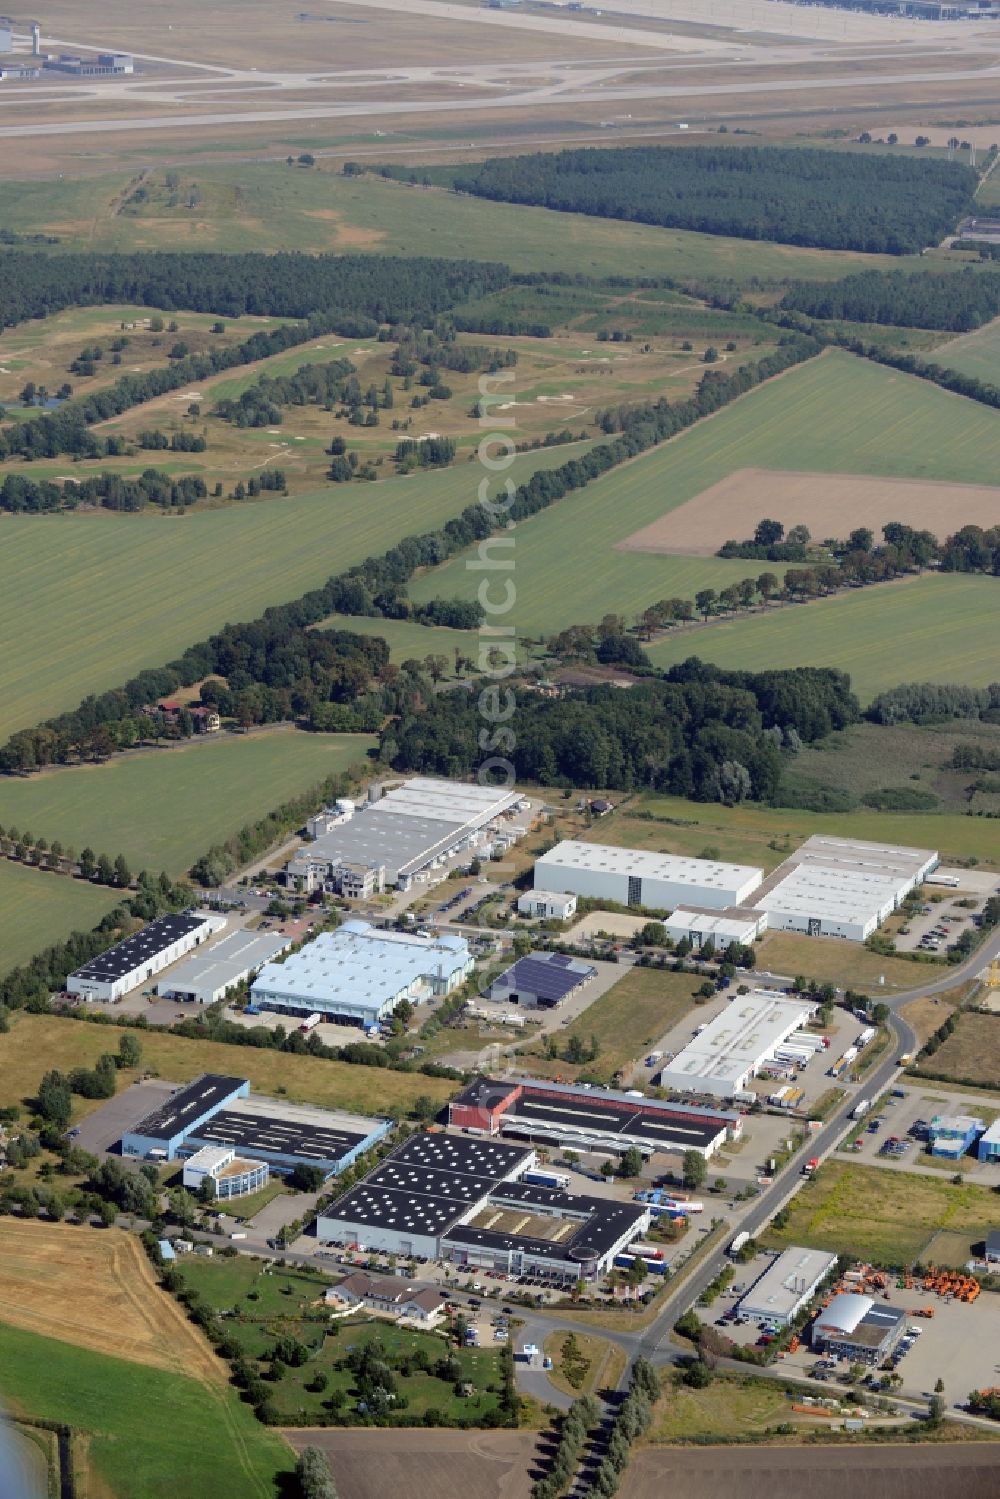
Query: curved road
[[519, 924, 1000, 1392]]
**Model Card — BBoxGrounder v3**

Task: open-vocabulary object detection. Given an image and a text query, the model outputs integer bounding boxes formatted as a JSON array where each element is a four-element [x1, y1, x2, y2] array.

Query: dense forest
[[0, 337, 819, 774], [451, 146, 977, 254], [383, 661, 859, 800], [780, 269, 1000, 330], [0, 251, 509, 329]]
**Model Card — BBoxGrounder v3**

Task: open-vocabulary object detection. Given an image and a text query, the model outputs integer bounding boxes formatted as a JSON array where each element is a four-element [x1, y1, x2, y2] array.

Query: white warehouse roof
[[665, 908, 765, 945], [658, 990, 814, 1097], [753, 835, 938, 939], [534, 841, 763, 898], [160, 929, 292, 1002], [739, 1246, 838, 1321], [814, 1292, 874, 1337], [251, 920, 471, 1021]]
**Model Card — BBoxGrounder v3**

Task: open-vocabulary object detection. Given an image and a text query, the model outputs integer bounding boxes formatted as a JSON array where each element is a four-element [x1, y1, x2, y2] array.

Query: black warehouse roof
[[70, 913, 209, 983]]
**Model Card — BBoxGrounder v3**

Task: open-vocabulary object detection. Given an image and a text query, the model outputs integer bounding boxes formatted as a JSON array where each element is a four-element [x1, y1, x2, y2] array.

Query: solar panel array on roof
[[491, 953, 595, 1005], [70, 913, 209, 983]]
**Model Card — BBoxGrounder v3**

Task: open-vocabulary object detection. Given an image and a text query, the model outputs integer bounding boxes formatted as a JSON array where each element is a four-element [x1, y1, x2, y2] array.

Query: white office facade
[[738, 1246, 838, 1326], [532, 841, 763, 913], [66, 912, 225, 1003], [517, 890, 578, 921]]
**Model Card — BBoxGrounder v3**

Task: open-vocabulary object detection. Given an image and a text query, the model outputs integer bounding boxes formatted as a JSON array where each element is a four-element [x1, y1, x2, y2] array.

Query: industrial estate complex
[[121, 1074, 391, 1181]]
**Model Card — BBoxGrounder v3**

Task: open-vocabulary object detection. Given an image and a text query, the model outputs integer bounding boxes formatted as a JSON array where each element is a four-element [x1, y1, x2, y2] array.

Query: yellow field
[[0, 1220, 227, 1384], [0, 1012, 456, 1120]]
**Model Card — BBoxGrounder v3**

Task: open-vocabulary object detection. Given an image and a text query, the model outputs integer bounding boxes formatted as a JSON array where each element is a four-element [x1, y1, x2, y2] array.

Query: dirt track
[[0, 1220, 227, 1385], [616, 468, 1000, 556], [621, 1442, 1000, 1499], [282, 1427, 544, 1499]]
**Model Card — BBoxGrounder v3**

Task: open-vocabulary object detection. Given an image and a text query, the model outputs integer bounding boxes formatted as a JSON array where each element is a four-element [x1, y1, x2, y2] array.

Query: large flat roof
[[754, 835, 937, 926], [535, 840, 762, 895], [740, 1246, 838, 1319], [193, 1096, 383, 1166], [489, 952, 596, 1004], [504, 1094, 723, 1151], [323, 1131, 532, 1240], [70, 913, 210, 984], [659, 991, 814, 1088], [130, 1074, 247, 1140], [447, 1185, 646, 1265], [292, 777, 519, 882], [453, 1076, 738, 1128], [161, 929, 292, 997], [251, 921, 469, 1014]]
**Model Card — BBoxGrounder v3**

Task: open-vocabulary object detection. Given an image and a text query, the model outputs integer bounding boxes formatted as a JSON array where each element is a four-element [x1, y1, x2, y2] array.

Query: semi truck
[[299, 1012, 322, 1034], [728, 1230, 751, 1258], [522, 1169, 571, 1190], [851, 1097, 871, 1120], [855, 1026, 877, 1049]]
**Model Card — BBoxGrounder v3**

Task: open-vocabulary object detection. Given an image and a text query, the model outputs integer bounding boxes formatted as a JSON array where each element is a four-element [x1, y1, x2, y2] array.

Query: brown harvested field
[[282, 1427, 543, 1499], [617, 469, 1000, 557], [899, 984, 973, 1049], [621, 1443, 1000, 1499], [912, 1011, 1000, 1090], [0, 1220, 228, 1385]]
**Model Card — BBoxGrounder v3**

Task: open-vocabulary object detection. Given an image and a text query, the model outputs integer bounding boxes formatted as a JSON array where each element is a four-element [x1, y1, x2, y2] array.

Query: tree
[[928, 1393, 946, 1426], [117, 1033, 142, 1070], [934, 1377, 945, 1393], [295, 1445, 338, 1499], [618, 1145, 643, 1179], [682, 1150, 707, 1189], [754, 518, 784, 546], [78, 846, 96, 879], [113, 853, 131, 888], [694, 588, 717, 619]]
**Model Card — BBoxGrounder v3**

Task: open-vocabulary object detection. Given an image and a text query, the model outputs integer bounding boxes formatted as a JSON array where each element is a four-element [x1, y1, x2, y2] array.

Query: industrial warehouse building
[[812, 1294, 907, 1365], [450, 1076, 739, 1160], [663, 906, 767, 949], [159, 929, 292, 1005], [285, 776, 524, 892], [250, 920, 473, 1029], [181, 1145, 269, 1201], [978, 1120, 1000, 1164], [929, 1114, 985, 1159], [656, 990, 816, 1099], [737, 1246, 838, 1326], [317, 1131, 649, 1282], [752, 835, 938, 942], [483, 951, 596, 1010], [516, 890, 578, 921], [66, 911, 225, 1003], [531, 841, 763, 912], [120, 1073, 390, 1178]]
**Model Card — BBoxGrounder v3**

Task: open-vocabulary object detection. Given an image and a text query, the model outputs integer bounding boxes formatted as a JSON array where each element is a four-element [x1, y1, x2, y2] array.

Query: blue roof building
[[250, 920, 473, 1027], [929, 1114, 985, 1159], [977, 1119, 1000, 1164]]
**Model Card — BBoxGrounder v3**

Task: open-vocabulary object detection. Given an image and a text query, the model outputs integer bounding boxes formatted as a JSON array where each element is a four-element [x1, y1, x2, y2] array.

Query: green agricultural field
[[0, 164, 912, 280], [0, 1322, 294, 1499], [0, 443, 575, 741], [312, 613, 503, 674], [407, 349, 1000, 637], [0, 859, 119, 977], [587, 791, 1000, 871], [0, 729, 374, 875], [761, 1160, 1000, 1265], [927, 314, 1000, 384], [646, 575, 1000, 704]]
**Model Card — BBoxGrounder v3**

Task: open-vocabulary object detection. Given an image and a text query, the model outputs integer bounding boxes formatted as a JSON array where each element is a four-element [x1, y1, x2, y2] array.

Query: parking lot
[[704, 1251, 1000, 1405], [848, 1081, 1000, 1185], [70, 1078, 175, 1159], [893, 892, 987, 956]]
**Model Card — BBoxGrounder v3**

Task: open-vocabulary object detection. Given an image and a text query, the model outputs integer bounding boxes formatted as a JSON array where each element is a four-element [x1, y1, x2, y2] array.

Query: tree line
[[0, 337, 820, 774], [780, 268, 1000, 332], [0, 249, 509, 330], [451, 145, 977, 254], [868, 681, 1000, 726], [384, 660, 859, 802]]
